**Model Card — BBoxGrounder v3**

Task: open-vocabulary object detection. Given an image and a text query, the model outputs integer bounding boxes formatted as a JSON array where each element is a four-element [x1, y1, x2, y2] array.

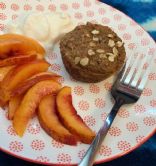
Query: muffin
[[60, 22, 126, 83]]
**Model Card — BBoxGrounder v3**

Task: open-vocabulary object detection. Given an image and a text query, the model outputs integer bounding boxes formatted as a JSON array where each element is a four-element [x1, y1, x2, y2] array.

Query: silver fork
[[78, 53, 154, 166]]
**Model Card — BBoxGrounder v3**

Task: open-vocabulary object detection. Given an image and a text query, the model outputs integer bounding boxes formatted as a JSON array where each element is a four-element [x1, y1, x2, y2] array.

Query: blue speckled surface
[[102, 0, 156, 40]]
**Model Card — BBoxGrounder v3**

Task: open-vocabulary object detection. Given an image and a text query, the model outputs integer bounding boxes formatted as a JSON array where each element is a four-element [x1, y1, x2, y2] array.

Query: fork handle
[[78, 98, 124, 166]]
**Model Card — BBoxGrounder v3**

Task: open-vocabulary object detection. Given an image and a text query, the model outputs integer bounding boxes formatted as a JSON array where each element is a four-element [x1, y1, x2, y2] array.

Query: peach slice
[[38, 95, 77, 145], [11, 72, 61, 97], [0, 60, 50, 102], [56, 86, 96, 144], [13, 80, 61, 137], [0, 52, 37, 67], [8, 95, 23, 120], [0, 65, 14, 82], [0, 34, 45, 59]]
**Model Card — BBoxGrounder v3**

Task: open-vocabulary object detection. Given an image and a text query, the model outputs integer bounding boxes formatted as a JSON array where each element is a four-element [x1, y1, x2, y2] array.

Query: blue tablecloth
[[0, 0, 156, 166], [102, 0, 156, 40]]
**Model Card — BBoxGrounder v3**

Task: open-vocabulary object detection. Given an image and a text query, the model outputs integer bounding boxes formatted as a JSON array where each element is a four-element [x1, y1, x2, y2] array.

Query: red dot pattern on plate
[[0, 1, 155, 164], [143, 62, 149, 70], [95, 0, 101, 5], [134, 104, 146, 113], [77, 22, 83, 25], [109, 6, 116, 12], [48, 4, 56, 12], [148, 48, 156, 56], [51, 139, 64, 148], [98, 145, 112, 156], [114, 14, 122, 21], [118, 24, 126, 31], [128, 43, 136, 50], [83, 0, 91, 7], [9, 141, 23, 152], [0, 13, 7, 20], [143, 117, 156, 126], [90, 19, 98, 24], [98, 8, 106, 15], [89, 84, 100, 94], [135, 29, 144, 36], [0, 2, 6, 10], [12, 14, 18, 20], [75, 12, 83, 19], [148, 73, 156, 80], [83, 115, 96, 127], [57, 153, 71, 164], [117, 140, 131, 151], [126, 122, 139, 132], [142, 88, 152, 96], [101, 112, 107, 121], [31, 140, 45, 151], [72, 2, 80, 9], [50, 64, 61, 72], [141, 38, 150, 46], [78, 100, 89, 111], [36, 156, 50, 162], [78, 149, 86, 159], [101, 17, 110, 24], [7, 125, 17, 136], [60, 4, 68, 11], [139, 53, 145, 59], [27, 123, 41, 135], [104, 82, 112, 91], [136, 135, 145, 143], [150, 99, 156, 108], [36, 4, 44, 11], [95, 98, 105, 108], [86, 10, 94, 17], [11, 3, 19, 11], [118, 108, 130, 118], [108, 126, 121, 137], [47, 52, 58, 60], [130, 20, 137, 26], [123, 33, 132, 40], [23, 4, 32, 11], [74, 86, 84, 96]]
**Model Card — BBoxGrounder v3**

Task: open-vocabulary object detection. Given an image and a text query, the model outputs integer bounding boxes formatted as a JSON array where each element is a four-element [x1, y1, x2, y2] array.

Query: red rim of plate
[[0, 1, 156, 165]]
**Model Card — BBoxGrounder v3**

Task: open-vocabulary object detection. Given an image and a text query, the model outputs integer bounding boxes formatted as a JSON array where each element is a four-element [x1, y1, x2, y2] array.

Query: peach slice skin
[[8, 95, 23, 120], [13, 80, 61, 137], [38, 95, 77, 145], [0, 60, 50, 102], [0, 34, 45, 59], [0, 53, 37, 67], [56, 86, 96, 144], [11, 72, 61, 97]]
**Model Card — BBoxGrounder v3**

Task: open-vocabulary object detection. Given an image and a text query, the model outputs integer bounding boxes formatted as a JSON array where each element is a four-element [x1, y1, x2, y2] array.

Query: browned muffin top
[[60, 22, 126, 75]]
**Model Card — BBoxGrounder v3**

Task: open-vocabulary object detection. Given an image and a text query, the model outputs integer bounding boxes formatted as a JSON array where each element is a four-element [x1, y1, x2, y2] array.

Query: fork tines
[[120, 52, 154, 91]]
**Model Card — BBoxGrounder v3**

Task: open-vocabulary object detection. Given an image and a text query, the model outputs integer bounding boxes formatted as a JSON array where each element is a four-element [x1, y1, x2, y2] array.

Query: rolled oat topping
[[93, 37, 99, 41], [96, 49, 105, 53], [113, 47, 118, 56], [108, 55, 115, 62], [116, 41, 123, 47], [88, 49, 95, 56], [74, 57, 81, 64], [108, 39, 115, 47], [80, 57, 89, 66], [108, 34, 114, 38], [91, 29, 100, 35]]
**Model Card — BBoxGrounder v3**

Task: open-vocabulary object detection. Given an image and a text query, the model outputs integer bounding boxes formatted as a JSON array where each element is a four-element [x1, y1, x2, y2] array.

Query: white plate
[[0, 0, 156, 165]]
